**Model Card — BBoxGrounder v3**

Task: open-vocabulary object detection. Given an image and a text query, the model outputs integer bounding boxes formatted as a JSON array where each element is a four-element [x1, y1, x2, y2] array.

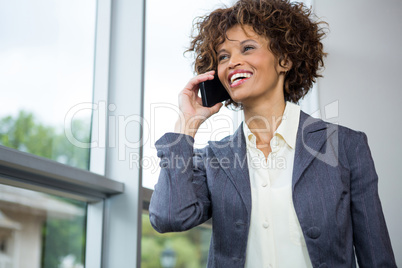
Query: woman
[[149, 0, 396, 267]]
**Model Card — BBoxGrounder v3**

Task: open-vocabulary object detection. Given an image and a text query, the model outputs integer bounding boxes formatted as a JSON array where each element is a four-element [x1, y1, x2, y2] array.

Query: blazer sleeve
[[148, 132, 212, 233], [349, 131, 396, 267]]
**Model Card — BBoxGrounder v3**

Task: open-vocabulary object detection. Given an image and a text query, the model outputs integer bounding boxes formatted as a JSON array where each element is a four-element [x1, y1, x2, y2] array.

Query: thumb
[[209, 102, 224, 115]]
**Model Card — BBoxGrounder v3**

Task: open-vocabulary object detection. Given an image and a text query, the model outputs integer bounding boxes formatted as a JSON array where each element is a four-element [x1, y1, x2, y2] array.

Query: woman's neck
[[243, 98, 286, 145]]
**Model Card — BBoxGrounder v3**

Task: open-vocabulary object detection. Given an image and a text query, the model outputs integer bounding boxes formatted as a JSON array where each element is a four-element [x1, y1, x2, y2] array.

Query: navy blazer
[[149, 111, 396, 267]]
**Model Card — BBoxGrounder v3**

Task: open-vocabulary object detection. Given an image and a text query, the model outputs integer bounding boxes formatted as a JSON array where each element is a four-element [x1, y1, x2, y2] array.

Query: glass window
[[142, 1, 231, 264], [0, 0, 96, 170], [141, 213, 211, 268], [142, 0, 238, 190], [0, 184, 86, 268]]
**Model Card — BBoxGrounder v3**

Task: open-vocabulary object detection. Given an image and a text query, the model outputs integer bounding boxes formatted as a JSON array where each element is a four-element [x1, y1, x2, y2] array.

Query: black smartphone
[[199, 76, 231, 107]]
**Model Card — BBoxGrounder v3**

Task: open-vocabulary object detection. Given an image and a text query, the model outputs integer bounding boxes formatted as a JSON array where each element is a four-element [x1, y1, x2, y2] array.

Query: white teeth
[[230, 73, 252, 84]]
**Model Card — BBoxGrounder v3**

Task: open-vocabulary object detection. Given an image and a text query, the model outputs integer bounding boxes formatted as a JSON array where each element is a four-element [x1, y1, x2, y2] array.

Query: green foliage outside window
[[0, 110, 89, 268], [142, 214, 211, 268], [0, 110, 90, 169], [41, 200, 87, 268]]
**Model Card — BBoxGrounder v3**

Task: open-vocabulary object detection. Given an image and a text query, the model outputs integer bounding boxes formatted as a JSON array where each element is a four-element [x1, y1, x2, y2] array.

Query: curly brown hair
[[187, 0, 327, 107]]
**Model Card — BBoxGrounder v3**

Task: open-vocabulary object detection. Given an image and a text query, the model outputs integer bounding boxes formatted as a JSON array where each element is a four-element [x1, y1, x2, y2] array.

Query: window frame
[[0, 145, 123, 202], [0, 0, 140, 266]]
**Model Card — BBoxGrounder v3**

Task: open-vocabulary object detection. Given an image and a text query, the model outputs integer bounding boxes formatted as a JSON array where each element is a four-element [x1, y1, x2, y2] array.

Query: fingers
[[209, 102, 224, 115], [177, 71, 221, 116], [184, 70, 215, 92]]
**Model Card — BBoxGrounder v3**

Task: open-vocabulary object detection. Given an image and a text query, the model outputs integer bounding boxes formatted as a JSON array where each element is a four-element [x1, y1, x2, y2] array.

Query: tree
[[0, 110, 90, 169]]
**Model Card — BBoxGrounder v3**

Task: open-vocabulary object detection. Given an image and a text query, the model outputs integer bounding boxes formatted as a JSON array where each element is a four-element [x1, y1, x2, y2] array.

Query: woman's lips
[[230, 76, 251, 87], [228, 70, 253, 88]]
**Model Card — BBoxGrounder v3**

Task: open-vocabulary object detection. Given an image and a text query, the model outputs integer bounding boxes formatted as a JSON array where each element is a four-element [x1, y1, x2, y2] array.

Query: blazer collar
[[292, 111, 338, 191], [208, 123, 252, 218]]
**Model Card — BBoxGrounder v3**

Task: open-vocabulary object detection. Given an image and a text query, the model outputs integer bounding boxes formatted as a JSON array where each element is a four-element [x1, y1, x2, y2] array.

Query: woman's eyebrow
[[240, 39, 258, 45], [217, 48, 227, 55], [217, 39, 259, 53]]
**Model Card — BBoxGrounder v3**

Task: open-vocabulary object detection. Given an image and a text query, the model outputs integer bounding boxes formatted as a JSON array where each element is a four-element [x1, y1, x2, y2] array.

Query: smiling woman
[[148, 0, 397, 267], [188, 0, 326, 107], [216, 25, 288, 109]]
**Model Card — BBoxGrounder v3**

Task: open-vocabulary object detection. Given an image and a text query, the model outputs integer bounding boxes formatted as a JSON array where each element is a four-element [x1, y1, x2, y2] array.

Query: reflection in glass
[[142, 214, 211, 268], [0, 184, 86, 268]]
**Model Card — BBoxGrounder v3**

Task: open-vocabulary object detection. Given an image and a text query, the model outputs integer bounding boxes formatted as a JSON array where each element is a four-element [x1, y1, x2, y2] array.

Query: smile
[[228, 71, 253, 87]]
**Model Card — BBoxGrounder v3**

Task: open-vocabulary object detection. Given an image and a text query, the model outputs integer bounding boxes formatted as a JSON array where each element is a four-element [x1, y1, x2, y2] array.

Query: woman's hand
[[174, 70, 224, 138]]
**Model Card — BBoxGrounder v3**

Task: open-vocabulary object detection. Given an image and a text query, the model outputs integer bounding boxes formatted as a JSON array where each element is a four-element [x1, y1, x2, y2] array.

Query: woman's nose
[[228, 53, 243, 69]]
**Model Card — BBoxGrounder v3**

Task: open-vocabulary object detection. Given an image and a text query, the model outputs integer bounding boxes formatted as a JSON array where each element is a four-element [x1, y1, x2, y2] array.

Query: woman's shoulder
[[299, 110, 366, 138]]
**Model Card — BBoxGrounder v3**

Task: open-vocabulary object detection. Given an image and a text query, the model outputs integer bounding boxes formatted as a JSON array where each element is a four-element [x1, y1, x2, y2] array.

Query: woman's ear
[[281, 56, 293, 72]]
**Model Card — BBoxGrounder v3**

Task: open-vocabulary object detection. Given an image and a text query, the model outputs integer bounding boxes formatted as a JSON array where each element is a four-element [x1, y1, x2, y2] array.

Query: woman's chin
[[230, 97, 240, 103], [229, 93, 245, 104]]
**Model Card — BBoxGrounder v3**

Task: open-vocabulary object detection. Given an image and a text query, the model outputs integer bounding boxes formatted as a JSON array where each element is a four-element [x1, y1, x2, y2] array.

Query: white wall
[[315, 0, 402, 264]]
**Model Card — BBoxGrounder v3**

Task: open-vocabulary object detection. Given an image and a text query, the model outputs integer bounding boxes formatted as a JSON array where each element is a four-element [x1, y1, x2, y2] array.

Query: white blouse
[[243, 102, 312, 268]]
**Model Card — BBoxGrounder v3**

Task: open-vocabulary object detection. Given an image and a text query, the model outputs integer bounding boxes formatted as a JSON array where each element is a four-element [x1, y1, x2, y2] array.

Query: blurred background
[[0, 0, 400, 267]]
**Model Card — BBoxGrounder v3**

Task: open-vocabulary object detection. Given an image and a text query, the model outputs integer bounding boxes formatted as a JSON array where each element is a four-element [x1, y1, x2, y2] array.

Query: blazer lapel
[[209, 124, 252, 217], [292, 111, 338, 191]]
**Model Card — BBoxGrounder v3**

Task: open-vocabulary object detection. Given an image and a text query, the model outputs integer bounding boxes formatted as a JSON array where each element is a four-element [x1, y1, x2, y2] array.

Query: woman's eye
[[243, 46, 255, 52], [218, 54, 229, 61]]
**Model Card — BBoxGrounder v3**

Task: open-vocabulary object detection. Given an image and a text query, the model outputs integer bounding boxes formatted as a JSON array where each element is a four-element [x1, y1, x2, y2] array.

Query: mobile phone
[[199, 76, 231, 107]]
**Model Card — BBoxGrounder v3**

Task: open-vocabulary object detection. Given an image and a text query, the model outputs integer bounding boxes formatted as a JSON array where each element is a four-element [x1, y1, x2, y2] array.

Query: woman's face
[[216, 24, 286, 107]]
